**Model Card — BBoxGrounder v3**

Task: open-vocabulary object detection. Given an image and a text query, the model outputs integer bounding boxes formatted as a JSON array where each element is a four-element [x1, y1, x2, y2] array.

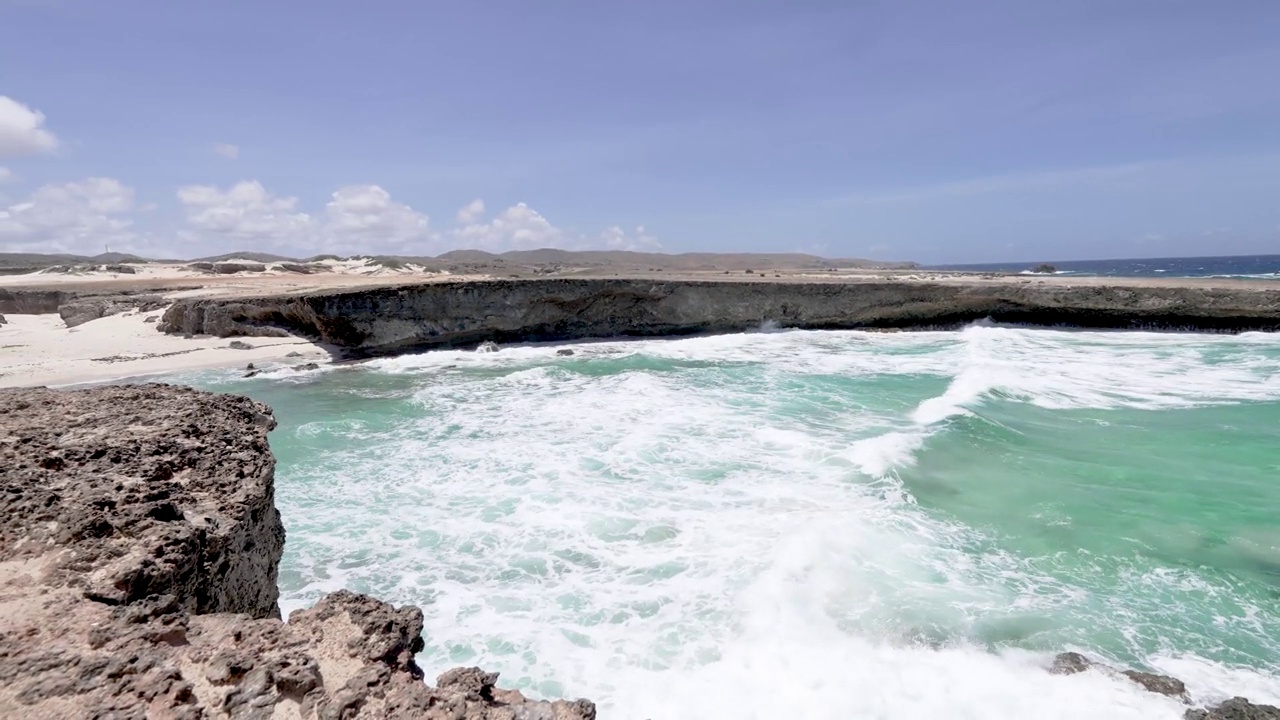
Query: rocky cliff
[[0, 385, 595, 720], [158, 278, 1280, 355]]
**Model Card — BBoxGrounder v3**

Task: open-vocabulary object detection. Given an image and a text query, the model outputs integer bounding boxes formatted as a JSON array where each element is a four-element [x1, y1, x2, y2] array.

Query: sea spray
[[182, 325, 1280, 718]]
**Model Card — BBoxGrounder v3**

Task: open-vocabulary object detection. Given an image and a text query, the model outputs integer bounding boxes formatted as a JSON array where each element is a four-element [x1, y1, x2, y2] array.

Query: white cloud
[[0, 96, 59, 157], [0, 177, 136, 253], [455, 198, 485, 224], [447, 200, 661, 253], [324, 184, 430, 249], [598, 225, 662, 251], [0, 167, 16, 184], [213, 143, 239, 160], [0, 178, 655, 257], [177, 180, 313, 246], [451, 202, 565, 251], [176, 181, 436, 254]]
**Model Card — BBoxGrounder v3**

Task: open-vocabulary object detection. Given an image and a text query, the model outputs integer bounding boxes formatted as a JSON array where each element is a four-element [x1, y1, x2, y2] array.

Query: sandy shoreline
[[0, 312, 329, 388], [3, 262, 1278, 388]]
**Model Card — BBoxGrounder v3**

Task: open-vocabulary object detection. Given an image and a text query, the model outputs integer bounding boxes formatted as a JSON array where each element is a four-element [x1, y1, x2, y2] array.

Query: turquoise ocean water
[[179, 323, 1280, 719]]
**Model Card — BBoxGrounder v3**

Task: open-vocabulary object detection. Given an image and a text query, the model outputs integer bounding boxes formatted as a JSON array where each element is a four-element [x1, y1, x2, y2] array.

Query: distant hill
[[191, 251, 302, 263], [90, 252, 151, 264], [497, 249, 913, 271], [0, 248, 916, 272], [436, 250, 501, 263], [0, 251, 153, 268]]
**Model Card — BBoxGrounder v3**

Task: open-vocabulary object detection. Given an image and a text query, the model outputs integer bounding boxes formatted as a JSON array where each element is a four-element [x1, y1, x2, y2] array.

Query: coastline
[[3, 267, 1279, 388], [0, 312, 330, 388]]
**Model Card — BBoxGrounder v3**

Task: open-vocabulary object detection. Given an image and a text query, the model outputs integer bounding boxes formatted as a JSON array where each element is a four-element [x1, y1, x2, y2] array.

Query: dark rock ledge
[[1052, 652, 1279, 719], [157, 279, 1280, 357], [0, 384, 595, 719]]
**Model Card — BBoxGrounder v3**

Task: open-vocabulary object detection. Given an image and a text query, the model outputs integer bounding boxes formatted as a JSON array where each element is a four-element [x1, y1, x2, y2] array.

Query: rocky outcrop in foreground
[[158, 278, 1280, 356], [0, 385, 594, 719]]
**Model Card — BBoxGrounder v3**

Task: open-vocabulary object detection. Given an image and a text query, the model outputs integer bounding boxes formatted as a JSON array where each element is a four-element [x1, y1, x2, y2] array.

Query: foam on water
[[186, 325, 1280, 718]]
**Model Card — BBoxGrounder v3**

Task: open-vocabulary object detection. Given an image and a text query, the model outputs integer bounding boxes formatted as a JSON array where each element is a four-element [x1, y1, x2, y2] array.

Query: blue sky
[[1, 0, 1278, 262]]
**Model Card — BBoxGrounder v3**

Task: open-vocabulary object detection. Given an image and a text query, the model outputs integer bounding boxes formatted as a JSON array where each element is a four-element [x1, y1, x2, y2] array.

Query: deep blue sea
[[932, 254, 1280, 279]]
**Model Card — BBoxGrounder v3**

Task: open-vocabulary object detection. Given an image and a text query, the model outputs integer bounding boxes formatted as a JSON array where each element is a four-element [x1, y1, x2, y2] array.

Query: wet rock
[[292, 362, 320, 371], [229, 340, 253, 350], [1050, 653, 1188, 700], [213, 262, 267, 274], [1186, 697, 1280, 719], [556, 348, 575, 356], [1050, 652, 1093, 675], [244, 370, 260, 378], [476, 340, 499, 353], [1124, 669, 1187, 698]]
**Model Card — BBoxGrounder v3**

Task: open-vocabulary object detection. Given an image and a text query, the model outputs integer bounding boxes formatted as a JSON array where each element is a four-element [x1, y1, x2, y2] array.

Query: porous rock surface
[[0, 385, 595, 719]]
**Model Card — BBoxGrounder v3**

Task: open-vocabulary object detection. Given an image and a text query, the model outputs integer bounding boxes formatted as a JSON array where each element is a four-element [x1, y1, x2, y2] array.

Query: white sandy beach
[[0, 258, 500, 388], [0, 312, 328, 388]]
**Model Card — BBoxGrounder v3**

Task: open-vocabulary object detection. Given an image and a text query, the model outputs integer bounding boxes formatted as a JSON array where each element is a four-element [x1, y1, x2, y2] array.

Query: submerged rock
[[476, 340, 500, 353], [556, 348, 575, 356], [0, 385, 595, 719]]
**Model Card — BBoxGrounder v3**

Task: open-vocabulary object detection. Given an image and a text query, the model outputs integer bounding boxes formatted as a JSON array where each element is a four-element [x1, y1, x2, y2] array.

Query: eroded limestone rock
[[0, 385, 595, 719], [58, 294, 167, 328]]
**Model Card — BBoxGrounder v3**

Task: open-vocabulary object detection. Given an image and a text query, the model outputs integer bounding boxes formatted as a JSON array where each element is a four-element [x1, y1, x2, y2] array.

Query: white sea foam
[[255, 326, 1280, 719]]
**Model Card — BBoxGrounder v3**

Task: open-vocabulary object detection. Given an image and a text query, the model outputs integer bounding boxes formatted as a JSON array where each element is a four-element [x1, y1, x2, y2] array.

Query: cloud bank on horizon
[[2, 1, 1279, 262], [0, 96, 658, 257]]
